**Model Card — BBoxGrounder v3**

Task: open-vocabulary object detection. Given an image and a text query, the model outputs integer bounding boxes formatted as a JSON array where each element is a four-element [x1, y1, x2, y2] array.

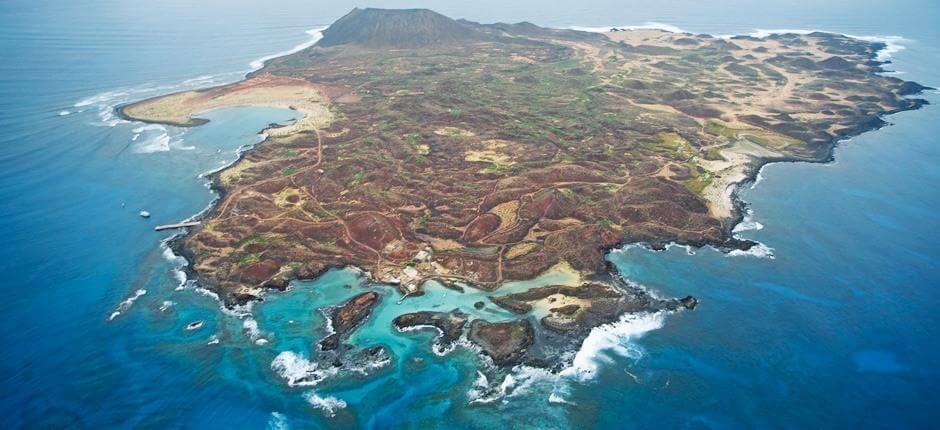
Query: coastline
[[572, 25, 933, 255], [164, 115, 311, 308], [87, 14, 937, 411], [721, 89, 931, 243], [10, 1, 938, 424], [118, 25, 932, 313]]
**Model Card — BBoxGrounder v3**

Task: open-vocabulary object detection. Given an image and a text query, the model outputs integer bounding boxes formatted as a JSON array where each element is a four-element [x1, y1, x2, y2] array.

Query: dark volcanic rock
[[331, 344, 392, 371], [664, 89, 696, 101], [488, 295, 532, 314], [677, 295, 698, 310], [438, 279, 466, 293], [320, 333, 341, 351], [333, 292, 380, 332], [489, 280, 698, 339], [818, 55, 857, 70], [898, 81, 932, 96], [393, 310, 468, 344], [317, 8, 493, 48], [468, 319, 535, 365], [550, 304, 580, 315], [319, 291, 380, 351]]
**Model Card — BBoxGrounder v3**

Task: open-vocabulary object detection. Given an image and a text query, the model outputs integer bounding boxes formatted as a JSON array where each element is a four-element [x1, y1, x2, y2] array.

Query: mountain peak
[[317, 8, 491, 48]]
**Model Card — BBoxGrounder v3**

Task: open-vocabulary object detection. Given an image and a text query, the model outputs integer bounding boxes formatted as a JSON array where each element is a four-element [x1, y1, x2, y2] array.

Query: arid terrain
[[120, 8, 929, 368]]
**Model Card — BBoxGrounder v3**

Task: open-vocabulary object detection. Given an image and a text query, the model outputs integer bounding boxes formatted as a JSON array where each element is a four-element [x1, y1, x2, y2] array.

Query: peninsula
[[119, 8, 929, 369]]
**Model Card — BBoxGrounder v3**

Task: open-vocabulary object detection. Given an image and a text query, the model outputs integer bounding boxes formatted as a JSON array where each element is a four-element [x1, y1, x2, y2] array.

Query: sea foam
[[466, 310, 667, 405], [468, 367, 547, 405], [303, 392, 347, 417], [243, 317, 270, 345], [271, 351, 338, 387], [569, 22, 688, 34], [727, 242, 775, 259], [249, 27, 327, 70], [567, 23, 907, 65], [733, 208, 764, 233], [108, 289, 147, 321], [744, 29, 907, 62], [135, 131, 172, 153], [160, 241, 190, 290], [560, 312, 664, 382], [71, 66, 241, 128]]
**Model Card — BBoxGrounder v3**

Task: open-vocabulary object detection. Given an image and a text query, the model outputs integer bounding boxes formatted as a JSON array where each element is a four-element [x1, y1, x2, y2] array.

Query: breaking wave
[[569, 22, 688, 34], [129, 123, 191, 153], [750, 167, 766, 189], [71, 69, 241, 128], [727, 242, 775, 259], [249, 27, 327, 70], [243, 317, 270, 345], [743, 29, 906, 62], [560, 312, 664, 382], [270, 351, 338, 387], [160, 240, 190, 290], [733, 208, 764, 233], [72, 25, 326, 131], [468, 366, 556, 405], [303, 392, 347, 417], [346, 353, 393, 376], [466, 310, 667, 405], [108, 289, 147, 321], [74, 89, 133, 127], [665, 243, 697, 255], [135, 131, 172, 153], [395, 323, 463, 356], [182, 74, 217, 86], [568, 23, 907, 66]]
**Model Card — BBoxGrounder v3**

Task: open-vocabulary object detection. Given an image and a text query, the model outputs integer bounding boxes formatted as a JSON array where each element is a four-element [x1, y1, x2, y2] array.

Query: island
[[119, 8, 929, 371]]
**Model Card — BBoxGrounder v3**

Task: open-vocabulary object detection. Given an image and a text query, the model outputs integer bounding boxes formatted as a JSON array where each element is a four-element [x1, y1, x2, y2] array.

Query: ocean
[[1, 0, 937, 428]]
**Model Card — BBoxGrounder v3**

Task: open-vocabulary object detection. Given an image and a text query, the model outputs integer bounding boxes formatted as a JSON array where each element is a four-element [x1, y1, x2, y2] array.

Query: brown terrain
[[119, 8, 929, 368]]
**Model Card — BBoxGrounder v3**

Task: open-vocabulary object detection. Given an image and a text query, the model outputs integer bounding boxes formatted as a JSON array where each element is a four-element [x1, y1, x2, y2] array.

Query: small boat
[[139, 210, 151, 218]]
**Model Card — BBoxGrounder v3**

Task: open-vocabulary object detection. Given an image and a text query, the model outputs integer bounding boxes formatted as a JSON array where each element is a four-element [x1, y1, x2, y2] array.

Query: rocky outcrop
[[393, 310, 468, 344], [467, 319, 535, 365], [319, 291, 379, 351], [490, 280, 697, 337]]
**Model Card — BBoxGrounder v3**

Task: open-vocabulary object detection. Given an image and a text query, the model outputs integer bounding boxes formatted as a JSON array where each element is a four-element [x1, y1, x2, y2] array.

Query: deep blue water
[[1, 1, 937, 428]]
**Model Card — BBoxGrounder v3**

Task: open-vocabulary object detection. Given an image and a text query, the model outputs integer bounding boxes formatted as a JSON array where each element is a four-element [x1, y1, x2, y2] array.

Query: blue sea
[[1, 0, 938, 428]]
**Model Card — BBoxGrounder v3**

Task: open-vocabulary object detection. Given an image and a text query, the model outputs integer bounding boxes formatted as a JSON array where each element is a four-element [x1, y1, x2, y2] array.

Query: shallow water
[[1, 1, 938, 428]]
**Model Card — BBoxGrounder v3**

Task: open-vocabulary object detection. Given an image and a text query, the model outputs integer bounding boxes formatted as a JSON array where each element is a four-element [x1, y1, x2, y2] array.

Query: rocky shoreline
[[388, 262, 699, 370], [135, 9, 932, 375], [160, 83, 927, 369]]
